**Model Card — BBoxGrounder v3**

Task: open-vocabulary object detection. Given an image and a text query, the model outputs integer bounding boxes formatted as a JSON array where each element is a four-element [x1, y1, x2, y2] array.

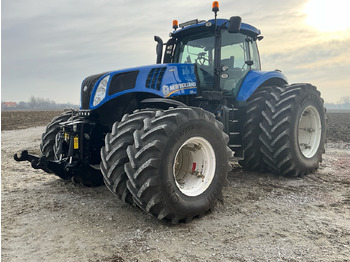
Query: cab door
[[220, 31, 261, 96]]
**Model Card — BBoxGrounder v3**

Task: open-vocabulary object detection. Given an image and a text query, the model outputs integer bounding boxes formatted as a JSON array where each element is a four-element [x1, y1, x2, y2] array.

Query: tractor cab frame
[[159, 18, 262, 99]]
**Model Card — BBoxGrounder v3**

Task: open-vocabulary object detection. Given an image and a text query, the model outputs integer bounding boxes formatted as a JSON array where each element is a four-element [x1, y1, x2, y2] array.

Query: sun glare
[[304, 0, 350, 32]]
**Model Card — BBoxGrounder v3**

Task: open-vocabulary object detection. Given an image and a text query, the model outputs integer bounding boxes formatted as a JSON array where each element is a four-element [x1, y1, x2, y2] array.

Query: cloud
[[2, 0, 349, 104], [259, 33, 350, 103], [2, 0, 172, 102]]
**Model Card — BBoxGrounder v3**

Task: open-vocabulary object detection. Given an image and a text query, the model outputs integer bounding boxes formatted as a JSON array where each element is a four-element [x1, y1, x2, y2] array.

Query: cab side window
[[249, 41, 261, 70], [220, 32, 249, 92], [221, 40, 248, 71]]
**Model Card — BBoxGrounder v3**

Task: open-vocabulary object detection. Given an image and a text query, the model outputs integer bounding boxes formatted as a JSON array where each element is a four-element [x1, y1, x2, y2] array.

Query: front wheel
[[100, 109, 157, 205], [125, 107, 231, 224], [41, 110, 104, 186], [40, 110, 74, 161]]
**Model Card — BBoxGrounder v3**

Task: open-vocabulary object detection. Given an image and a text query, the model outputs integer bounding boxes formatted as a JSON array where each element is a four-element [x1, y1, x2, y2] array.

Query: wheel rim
[[298, 105, 322, 158], [173, 137, 216, 197]]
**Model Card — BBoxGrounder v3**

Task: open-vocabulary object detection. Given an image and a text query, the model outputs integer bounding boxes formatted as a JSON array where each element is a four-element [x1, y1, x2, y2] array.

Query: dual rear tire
[[241, 84, 326, 177]]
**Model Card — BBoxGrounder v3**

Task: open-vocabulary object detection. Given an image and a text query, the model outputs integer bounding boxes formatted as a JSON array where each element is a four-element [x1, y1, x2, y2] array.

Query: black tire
[[40, 111, 70, 178], [239, 85, 280, 171], [125, 107, 231, 224], [100, 110, 157, 205], [40, 111, 73, 161], [41, 110, 104, 187], [260, 84, 326, 177]]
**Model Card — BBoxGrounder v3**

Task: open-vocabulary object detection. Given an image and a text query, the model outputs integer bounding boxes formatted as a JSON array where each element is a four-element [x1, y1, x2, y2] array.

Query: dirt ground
[[1, 111, 64, 131], [2, 110, 350, 142], [1, 111, 350, 261]]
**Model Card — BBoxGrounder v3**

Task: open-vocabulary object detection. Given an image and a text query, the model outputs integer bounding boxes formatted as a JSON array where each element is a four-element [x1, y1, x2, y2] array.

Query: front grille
[[145, 67, 166, 90], [81, 72, 109, 109]]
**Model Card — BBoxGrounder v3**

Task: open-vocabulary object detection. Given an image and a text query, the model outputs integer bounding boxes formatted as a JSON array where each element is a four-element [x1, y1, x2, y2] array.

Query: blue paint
[[236, 70, 288, 101], [87, 19, 287, 109], [89, 64, 197, 109]]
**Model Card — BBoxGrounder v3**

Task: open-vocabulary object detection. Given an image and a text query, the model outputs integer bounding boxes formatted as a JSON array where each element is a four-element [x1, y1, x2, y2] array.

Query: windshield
[[173, 32, 215, 90], [172, 29, 261, 93], [173, 32, 215, 65]]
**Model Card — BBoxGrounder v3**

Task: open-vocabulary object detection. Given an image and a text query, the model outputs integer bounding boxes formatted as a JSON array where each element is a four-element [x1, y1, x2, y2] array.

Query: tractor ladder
[[227, 107, 244, 160]]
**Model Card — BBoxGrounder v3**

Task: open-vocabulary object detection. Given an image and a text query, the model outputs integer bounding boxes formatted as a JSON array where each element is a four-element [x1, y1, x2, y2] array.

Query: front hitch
[[14, 150, 71, 180], [14, 114, 104, 186], [14, 150, 103, 186]]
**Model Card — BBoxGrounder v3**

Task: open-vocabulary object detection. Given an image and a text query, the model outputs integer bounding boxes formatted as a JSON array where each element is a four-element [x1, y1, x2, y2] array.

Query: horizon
[[2, 96, 350, 109], [2, 0, 350, 104]]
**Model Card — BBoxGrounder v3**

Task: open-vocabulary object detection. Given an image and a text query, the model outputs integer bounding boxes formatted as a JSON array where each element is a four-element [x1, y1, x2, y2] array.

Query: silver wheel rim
[[173, 137, 216, 197], [298, 105, 322, 158]]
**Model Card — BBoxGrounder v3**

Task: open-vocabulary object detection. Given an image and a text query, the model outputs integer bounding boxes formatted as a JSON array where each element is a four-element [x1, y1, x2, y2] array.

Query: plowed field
[[2, 111, 350, 261]]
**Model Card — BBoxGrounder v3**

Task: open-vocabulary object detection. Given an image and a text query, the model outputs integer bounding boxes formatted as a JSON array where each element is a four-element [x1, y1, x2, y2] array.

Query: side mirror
[[228, 16, 241, 33]]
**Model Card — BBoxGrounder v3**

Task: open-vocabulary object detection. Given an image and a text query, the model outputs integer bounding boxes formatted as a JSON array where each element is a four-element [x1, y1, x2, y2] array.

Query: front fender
[[236, 70, 288, 101]]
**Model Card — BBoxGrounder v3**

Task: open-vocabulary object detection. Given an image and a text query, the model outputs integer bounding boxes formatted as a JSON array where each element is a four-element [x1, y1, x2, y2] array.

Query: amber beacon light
[[173, 20, 179, 30], [212, 1, 219, 12]]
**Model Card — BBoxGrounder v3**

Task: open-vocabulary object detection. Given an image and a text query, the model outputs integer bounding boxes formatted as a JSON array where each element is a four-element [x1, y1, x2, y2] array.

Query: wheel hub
[[173, 137, 216, 197], [298, 105, 322, 158]]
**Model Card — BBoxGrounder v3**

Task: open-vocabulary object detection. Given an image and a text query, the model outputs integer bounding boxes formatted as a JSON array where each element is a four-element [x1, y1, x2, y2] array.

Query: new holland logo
[[162, 82, 196, 97], [162, 85, 170, 96]]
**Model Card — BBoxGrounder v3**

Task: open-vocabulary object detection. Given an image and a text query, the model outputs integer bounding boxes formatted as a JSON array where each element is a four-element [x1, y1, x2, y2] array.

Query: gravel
[[2, 122, 350, 261]]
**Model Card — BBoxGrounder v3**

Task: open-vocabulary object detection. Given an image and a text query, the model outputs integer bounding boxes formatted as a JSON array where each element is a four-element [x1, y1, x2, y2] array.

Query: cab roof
[[173, 18, 261, 38]]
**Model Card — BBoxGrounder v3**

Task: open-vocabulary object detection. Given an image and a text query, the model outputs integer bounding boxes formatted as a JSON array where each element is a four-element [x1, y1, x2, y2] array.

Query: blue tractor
[[15, 2, 326, 223]]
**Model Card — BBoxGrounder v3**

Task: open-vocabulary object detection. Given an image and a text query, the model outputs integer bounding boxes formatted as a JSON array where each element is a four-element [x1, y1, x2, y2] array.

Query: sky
[[1, 0, 350, 104]]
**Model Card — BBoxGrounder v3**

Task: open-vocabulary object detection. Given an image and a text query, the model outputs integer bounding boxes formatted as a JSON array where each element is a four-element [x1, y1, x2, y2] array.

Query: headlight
[[93, 75, 110, 107]]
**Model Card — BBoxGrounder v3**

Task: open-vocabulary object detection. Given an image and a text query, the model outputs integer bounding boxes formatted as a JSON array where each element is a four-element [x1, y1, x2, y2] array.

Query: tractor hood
[[81, 63, 197, 110]]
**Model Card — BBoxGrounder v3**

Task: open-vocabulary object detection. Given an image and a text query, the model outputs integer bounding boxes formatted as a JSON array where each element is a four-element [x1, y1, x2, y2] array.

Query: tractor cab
[[160, 12, 263, 97]]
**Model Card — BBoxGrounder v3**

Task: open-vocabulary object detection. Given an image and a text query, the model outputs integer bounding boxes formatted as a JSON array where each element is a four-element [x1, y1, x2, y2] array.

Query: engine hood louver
[[146, 67, 167, 91]]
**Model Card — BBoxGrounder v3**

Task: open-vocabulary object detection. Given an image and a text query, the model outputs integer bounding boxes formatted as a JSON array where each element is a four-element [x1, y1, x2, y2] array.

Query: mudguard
[[236, 70, 288, 101]]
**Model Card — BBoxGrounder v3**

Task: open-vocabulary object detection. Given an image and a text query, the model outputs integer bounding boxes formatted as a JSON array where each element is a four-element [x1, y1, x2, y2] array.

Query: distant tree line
[[325, 96, 350, 110], [2, 96, 350, 111], [1, 96, 79, 111]]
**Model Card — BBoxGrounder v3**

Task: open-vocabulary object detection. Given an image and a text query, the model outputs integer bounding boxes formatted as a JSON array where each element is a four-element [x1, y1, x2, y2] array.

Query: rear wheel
[[239, 85, 281, 171], [259, 84, 326, 177], [298, 105, 323, 158], [125, 107, 231, 223]]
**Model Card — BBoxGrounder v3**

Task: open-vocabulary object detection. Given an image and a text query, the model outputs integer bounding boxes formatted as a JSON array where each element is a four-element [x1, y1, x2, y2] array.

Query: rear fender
[[236, 70, 288, 101]]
